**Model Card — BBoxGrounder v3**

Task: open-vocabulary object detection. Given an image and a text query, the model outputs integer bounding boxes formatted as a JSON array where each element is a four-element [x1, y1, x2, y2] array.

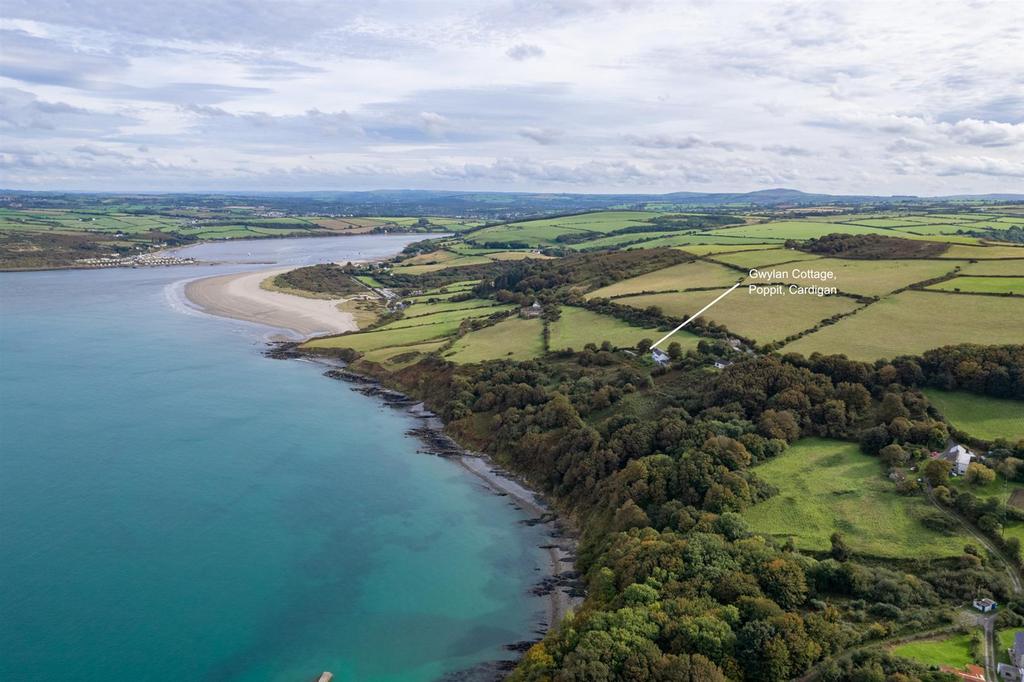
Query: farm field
[[675, 244, 780, 256], [743, 439, 969, 558], [927, 276, 1024, 295], [400, 299, 501, 318], [622, 233, 772, 249], [547, 307, 692, 351], [940, 244, 1024, 259], [586, 260, 740, 299], [302, 318, 465, 352], [710, 248, 823, 269], [391, 254, 493, 274], [891, 634, 978, 669], [784, 291, 1024, 361], [444, 317, 544, 363], [618, 289, 860, 344], [961, 260, 1024, 275], [706, 221, 893, 241], [381, 304, 514, 330], [769, 257, 958, 297], [467, 211, 658, 246], [924, 390, 1024, 442], [358, 340, 449, 369]]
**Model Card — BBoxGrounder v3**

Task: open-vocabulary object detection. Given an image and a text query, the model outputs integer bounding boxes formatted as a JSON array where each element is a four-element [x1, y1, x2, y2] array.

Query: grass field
[[998, 629, 1023, 664], [924, 390, 1024, 442], [710, 248, 823, 269], [586, 260, 740, 298], [940, 244, 1024, 260], [927, 276, 1024, 295], [743, 439, 969, 558], [961, 260, 1024, 275], [619, 288, 860, 344], [400, 299, 502, 318], [768, 257, 958, 297], [707, 221, 893, 241], [675, 244, 781, 256], [784, 291, 1024, 361], [358, 340, 449, 369], [891, 633, 977, 669], [303, 319, 465, 352], [391, 254, 493, 274], [444, 317, 545, 363], [547, 306, 694, 351], [467, 211, 658, 246], [381, 304, 514, 330]]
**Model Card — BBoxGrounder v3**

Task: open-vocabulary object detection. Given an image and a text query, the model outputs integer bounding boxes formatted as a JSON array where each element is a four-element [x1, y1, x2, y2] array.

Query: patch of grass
[[357, 340, 449, 369], [619, 288, 860, 345], [997, 629, 1023, 664], [383, 304, 514, 330], [961, 260, 1024, 275], [586, 260, 740, 298], [468, 211, 659, 246], [743, 439, 969, 559], [924, 389, 1024, 442], [767, 257, 958, 297], [707, 221, 894, 241], [940, 244, 1024, 259], [927, 276, 1024, 295], [784, 291, 1024, 361], [444, 317, 545, 363], [891, 633, 977, 669], [710, 249, 823, 269], [303, 319, 465, 352], [548, 306, 696, 351]]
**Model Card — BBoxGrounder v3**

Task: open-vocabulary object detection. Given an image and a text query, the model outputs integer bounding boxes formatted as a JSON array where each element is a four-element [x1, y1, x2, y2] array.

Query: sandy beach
[[185, 268, 359, 338]]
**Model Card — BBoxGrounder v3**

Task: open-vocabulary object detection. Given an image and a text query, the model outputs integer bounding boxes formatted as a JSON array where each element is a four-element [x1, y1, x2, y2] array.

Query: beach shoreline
[[184, 267, 360, 339]]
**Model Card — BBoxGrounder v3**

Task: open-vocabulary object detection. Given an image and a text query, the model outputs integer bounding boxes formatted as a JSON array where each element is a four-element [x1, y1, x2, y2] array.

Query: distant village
[[74, 251, 197, 268]]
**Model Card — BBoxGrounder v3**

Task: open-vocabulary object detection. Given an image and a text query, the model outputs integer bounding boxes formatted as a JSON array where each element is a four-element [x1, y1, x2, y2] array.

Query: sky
[[0, 0, 1022, 195]]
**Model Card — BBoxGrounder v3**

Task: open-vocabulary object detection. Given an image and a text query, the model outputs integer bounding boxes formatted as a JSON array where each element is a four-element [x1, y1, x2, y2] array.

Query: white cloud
[[0, 0, 1021, 193]]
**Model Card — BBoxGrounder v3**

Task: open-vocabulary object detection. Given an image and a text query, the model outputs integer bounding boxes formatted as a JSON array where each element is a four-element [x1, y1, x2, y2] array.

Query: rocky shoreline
[[265, 342, 585, 680]]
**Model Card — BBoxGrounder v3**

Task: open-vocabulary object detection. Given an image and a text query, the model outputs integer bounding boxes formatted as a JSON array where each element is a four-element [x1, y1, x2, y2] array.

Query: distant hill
[[3, 187, 1021, 218]]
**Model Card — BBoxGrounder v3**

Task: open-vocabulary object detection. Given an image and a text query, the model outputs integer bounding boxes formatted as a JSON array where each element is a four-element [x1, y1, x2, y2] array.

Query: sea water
[[0, 236, 547, 681]]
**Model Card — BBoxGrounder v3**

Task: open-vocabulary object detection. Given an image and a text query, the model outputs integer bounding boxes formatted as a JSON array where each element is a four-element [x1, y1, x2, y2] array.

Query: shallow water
[[0, 236, 546, 681]]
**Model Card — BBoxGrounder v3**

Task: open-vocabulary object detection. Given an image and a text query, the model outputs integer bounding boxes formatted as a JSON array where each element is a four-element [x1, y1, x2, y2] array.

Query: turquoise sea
[[0, 236, 547, 681]]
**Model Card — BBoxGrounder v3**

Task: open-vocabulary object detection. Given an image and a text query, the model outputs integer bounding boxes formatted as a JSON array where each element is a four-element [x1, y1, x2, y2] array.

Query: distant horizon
[[3, 186, 1023, 200]]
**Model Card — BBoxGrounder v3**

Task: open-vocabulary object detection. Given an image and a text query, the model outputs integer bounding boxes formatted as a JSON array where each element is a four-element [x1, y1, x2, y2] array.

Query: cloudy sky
[[1, 0, 1022, 194]]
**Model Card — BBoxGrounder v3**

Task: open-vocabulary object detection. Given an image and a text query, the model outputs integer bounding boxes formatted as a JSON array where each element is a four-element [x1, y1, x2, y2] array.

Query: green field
[[998, 629, 1024, 664], [767, 258, 958, 297], [676, 244, 780, 256], [619, 288, 860, 344], [744, 439, 969, 558], [586, 260, 740, 299], [707, 221, 893, 241], [547, 306, 694, 351], [940, 244, 1024, 260], [924, 390, 1024, 442], [891, 633, 977, 669], [961, 260, 1024, 275], [444, 317, 545, 363], [710, 248, 823, 269], [927, 276, 1024, 295], [468, 211, 658, 246], [784, 291, 1024, 361], [381, 304, 514, 330], [358, 340, 449, 369], [303, 319, 464, 352]]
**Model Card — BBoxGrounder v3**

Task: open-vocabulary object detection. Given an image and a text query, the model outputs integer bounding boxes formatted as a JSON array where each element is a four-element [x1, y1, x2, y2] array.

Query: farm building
[[520, 300, 542, 318], [713, 359, 733, 370], [973, 597, 997, 613], [651, 348, 670, 366], [941, 444, 975, 475]]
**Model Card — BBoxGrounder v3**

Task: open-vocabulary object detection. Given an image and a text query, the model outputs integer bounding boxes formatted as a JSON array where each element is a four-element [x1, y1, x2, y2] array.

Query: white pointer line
[[651, 281, 741, 349]]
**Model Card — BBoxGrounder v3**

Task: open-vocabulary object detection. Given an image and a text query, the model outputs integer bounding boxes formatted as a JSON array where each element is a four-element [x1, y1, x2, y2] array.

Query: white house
[[651, 348, 670, 366], [713, 360, 732, 370], [943, 444, 975, 475], [973, 597, 997, 613]]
